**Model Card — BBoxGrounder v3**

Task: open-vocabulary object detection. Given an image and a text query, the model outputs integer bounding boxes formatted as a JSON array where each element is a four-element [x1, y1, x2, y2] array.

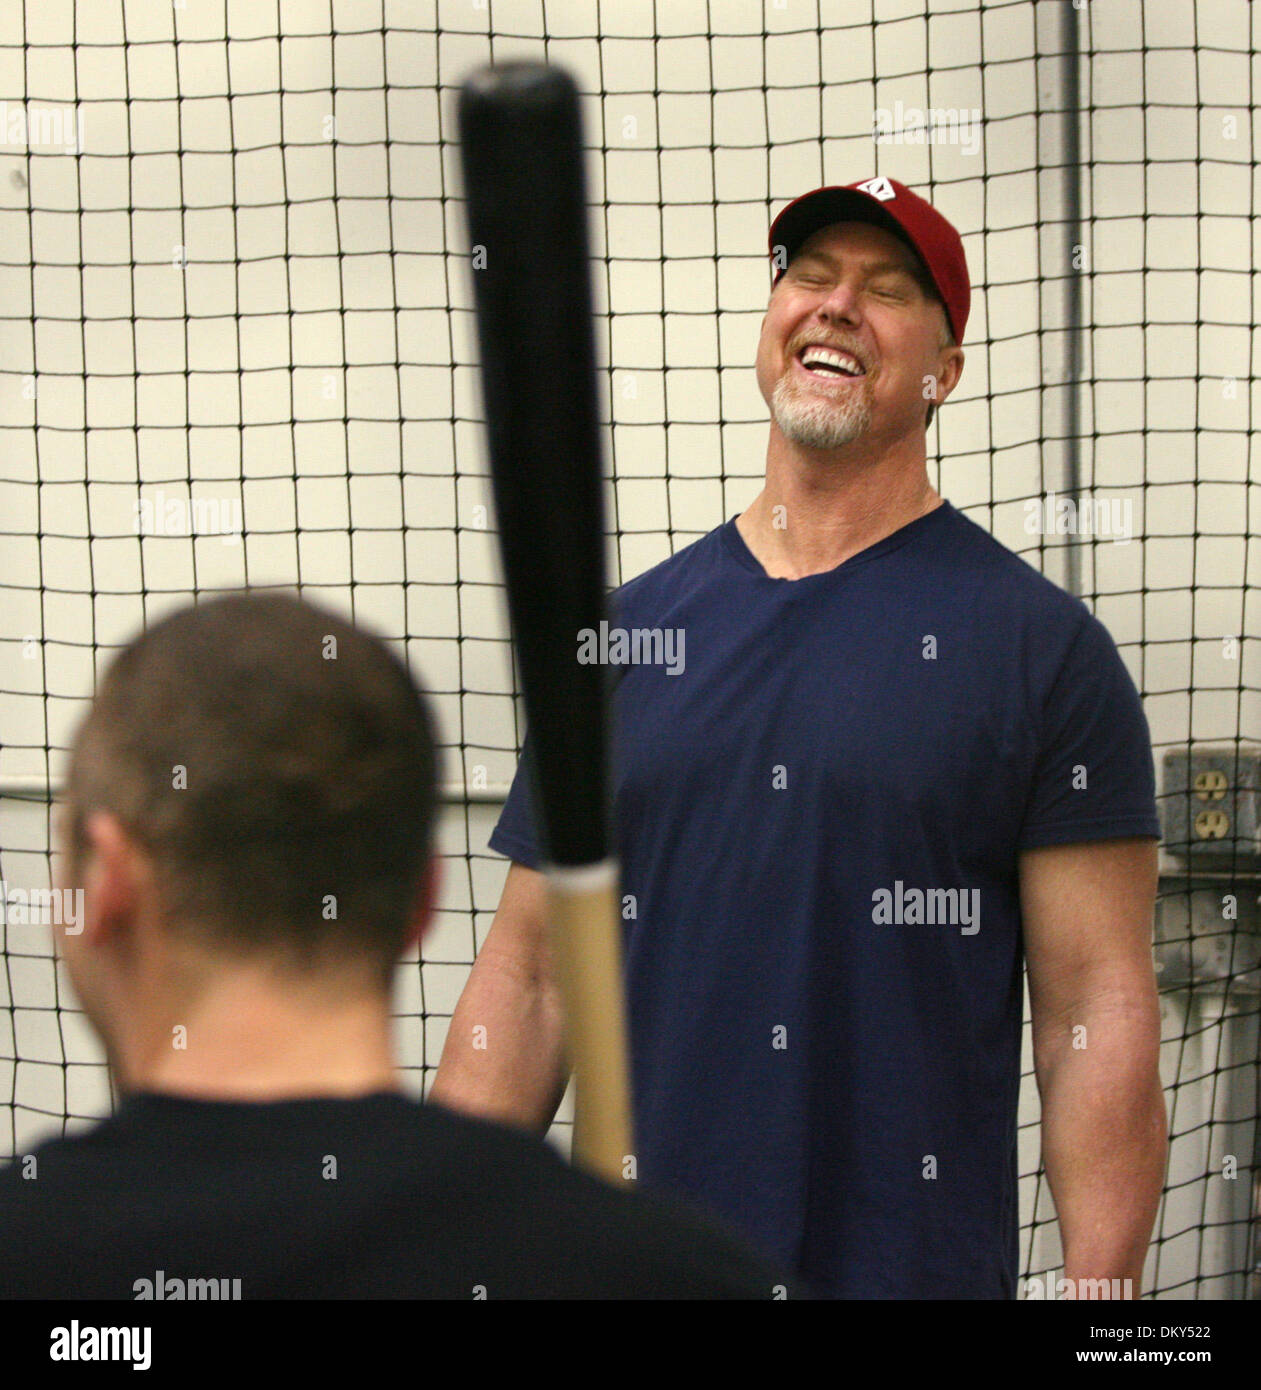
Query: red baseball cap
[[768, 176, 970, 343]]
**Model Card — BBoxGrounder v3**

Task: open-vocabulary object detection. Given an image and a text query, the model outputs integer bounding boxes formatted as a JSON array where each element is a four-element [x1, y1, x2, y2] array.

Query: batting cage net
[[0, 0, 1257, 1298]]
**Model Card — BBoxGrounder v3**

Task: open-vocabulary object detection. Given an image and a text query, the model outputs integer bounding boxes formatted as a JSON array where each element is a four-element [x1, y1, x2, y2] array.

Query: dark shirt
[[0, 1090, 800, 1299], [491, 502, 1161, 1296]]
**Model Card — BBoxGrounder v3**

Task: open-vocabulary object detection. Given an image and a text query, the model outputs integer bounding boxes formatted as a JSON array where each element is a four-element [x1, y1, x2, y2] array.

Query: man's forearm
[[430, 949, 569, 1132], [1037, 1005, 1167, 1295]]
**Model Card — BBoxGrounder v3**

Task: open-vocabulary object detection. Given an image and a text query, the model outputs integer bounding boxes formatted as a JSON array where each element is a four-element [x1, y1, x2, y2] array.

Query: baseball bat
[[457, 61, 633, 1184]]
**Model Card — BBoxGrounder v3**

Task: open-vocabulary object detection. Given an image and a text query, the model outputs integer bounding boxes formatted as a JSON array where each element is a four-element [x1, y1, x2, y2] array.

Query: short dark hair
[[65, 591, 438, 985]]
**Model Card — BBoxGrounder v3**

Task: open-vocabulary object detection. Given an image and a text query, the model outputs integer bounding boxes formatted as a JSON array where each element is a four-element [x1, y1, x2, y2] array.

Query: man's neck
[[116, 962, 400, 1102], [737, 428, 942, 579]]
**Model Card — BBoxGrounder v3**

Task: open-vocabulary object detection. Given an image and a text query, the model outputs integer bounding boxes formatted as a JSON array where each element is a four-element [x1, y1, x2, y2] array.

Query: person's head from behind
[[57, 590, 439, 1096]]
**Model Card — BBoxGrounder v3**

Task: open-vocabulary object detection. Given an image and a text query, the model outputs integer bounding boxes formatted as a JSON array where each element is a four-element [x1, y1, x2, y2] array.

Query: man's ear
[[403, 852, 442, 954], [77, 812, 143, 946], [935, 345, 965, 409]]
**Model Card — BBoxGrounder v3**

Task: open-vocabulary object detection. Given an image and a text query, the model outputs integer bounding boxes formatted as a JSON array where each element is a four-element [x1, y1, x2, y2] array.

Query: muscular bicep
[[1020, 838, 1159, 1066]]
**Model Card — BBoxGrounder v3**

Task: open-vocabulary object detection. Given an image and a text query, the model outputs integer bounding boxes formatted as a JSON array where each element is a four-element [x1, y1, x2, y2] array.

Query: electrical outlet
[[1160, 745, 1261, 862]]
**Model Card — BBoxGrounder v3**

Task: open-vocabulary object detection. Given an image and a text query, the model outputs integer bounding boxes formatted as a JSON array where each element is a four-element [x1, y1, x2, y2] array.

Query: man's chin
[[773, 402, 870, 450], [770, 379, 874, 450]]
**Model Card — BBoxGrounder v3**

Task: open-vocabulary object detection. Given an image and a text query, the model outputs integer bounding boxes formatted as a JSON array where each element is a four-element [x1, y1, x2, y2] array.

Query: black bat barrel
[[458, 63, 611, 869]]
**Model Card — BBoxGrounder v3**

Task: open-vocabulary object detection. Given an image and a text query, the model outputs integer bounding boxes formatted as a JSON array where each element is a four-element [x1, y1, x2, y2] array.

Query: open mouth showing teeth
[[798, 346, 865, 378]]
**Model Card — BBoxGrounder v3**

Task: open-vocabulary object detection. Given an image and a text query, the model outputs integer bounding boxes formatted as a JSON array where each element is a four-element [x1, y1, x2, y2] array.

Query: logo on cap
[[855, 176, 896, 202]]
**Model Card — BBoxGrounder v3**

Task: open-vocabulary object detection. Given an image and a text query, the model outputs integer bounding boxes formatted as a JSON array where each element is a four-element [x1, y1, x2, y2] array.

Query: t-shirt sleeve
[[1019, 611, 1161, 849], [487, 732, 542, 869], [488, 579, 640, 872]]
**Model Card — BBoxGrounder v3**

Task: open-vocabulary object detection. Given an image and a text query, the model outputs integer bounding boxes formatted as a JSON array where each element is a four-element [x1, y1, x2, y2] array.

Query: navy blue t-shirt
[[489, 500, 1160, 1298]]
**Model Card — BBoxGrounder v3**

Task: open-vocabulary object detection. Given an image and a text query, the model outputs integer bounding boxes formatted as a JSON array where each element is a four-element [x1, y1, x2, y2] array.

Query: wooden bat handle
[[545, 860, 634, 1185]]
